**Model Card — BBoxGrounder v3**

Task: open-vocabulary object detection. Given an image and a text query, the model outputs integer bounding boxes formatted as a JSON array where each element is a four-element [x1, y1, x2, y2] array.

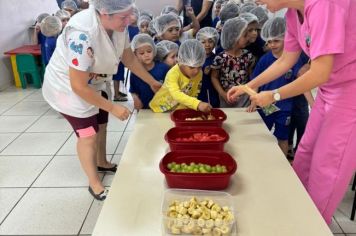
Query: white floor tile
[[80, 200, 104, 235], [57, 132, 123, 155], [331, 217, 344, 233], [0, 188, 27, 223], [0, 188, 93, 235], [126, 112, 137, 131], [22, 90, 45, 102], [0, 133, 19, 152], [0, 116, 39, 132], [26, 114, 73, 132], [335, 209, 356, 234], [0, 132, 71, 155], [33, 155, 105, 187], [0, 88, 36, 103], [3, 101, 50, 116], [0, 103, 15, 115], [107, 114, 129, 132], [115, 132, 132, 154], [43, 107, 61, 116], [0, 155, 52, 187]]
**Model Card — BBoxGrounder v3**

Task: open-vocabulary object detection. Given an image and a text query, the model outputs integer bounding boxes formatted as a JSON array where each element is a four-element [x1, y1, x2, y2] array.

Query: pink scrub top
[[284, 0, 356, 108]]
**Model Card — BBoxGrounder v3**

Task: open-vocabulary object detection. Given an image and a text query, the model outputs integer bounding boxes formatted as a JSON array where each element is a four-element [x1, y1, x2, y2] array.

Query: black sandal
[[97, 164, 117, 173], [88, 186, 108, 201]]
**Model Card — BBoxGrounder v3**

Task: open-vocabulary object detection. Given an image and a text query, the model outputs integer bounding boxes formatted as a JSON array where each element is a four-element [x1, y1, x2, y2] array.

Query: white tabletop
[[92, 108, 333, 236]]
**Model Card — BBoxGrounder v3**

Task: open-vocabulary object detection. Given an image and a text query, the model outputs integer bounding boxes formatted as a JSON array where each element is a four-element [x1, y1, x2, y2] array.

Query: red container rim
[[170, 108, 227, 124], [164, 126, 230, 144]]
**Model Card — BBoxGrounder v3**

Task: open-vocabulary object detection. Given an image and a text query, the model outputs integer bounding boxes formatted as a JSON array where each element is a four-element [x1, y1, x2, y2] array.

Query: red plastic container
[[165, 126, 229, 151], [171, 108, 227, 127], [159, 151, 237, 190]]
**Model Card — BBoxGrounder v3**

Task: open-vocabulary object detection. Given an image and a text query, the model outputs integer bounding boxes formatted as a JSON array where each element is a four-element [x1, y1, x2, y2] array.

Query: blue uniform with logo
[[252, 51, 303, 140], [129, 62, 170, 109], [198, 53, 220, 107]]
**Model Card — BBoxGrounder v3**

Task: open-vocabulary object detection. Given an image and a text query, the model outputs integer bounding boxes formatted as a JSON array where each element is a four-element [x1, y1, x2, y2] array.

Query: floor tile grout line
[[0, 89, 41, 115], [0, 129, 73, 227], [77, 197, 96, 236]]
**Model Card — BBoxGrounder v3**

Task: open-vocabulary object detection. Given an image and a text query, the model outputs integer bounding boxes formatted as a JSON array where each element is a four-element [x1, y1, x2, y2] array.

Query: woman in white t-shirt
[[42, 0, 161, 201]]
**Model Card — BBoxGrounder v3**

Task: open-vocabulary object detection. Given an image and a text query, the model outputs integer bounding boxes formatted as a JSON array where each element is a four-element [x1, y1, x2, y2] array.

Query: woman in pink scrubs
[[227, 0, 356, 225]]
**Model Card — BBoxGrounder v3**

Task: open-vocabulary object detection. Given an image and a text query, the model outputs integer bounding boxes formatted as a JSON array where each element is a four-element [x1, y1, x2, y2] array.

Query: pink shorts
[[61, 92, 109, 138]]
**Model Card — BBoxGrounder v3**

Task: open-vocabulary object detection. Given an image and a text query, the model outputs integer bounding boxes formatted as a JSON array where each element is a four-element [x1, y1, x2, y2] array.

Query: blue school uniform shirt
[[128, 25, 139, 41], [245, 35, 265, 61], [38, 31, 47, 64], [129, 62, 170, 109], [43, 36, 57, 65], [198, 53, 220, 107], [212, 17, 220, 28], [251, 51, 304, 112]]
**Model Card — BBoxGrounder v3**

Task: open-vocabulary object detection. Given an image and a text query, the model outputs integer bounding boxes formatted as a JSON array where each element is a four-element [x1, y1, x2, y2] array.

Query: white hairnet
[[220, 2, 239, 24], [36, 13, 50, 24], [261, 16, 286, 41], [240, 4, 256, 13], [161, 5, 179, 16], [221, 17, 248, 50], [140, 10, 154, 20], [55, 9, 71, 20], [132, 6, 139, 18], [155, 40, 179, 61], [138, 15, 151, 27], [239, 12, 258, 24], [153, 14, 180, 37], [61, 0, 78, 11], [196, 27, 219, 45], [40, 16, 62, 37], [131, 33, 156, 56], [178, 39, 206, 67], [148, 19, 156, 36], [250, 6, 269, 27], [93, 0, 133, 14]]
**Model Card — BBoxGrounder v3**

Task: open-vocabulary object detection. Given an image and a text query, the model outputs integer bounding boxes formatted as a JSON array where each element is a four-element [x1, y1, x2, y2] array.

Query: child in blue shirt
[[250, 17, 304, 157], [130, 34, 170, 109], [196, 27, 220, 108], [155, 40, 179, 68]]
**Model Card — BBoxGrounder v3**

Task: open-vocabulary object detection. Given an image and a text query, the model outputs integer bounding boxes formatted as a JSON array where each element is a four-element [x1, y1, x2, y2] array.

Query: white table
[[92, 109, 333, 236]]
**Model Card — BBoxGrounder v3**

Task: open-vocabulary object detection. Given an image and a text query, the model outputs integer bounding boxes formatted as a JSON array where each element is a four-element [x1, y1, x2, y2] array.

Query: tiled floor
[[0, 87, 356, 235]]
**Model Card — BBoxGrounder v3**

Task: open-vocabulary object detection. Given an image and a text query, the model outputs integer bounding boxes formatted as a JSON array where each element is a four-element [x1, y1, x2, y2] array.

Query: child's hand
[[246, 101, 257, 113], [198, 102, 212, 113], [110, 104, 131, 121], [185, 6, 195, 18]]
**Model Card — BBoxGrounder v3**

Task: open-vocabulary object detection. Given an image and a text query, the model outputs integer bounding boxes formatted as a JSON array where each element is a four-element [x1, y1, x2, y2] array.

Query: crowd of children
[[35, 0, 313, 159]]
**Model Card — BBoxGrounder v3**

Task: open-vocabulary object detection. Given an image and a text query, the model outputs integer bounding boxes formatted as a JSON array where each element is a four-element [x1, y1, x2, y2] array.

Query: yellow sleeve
[[166, 66, 201, 111]]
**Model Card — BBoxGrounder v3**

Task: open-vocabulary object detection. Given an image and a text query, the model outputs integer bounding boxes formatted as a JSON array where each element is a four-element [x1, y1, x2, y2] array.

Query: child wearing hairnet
[[61, 0, 78, 16], [41, 15, 66, 65], [211, 17, 255, 108], [150, 39, 212, 113], [153, 6, 199, 45], [196, 27, 220, 108], [138, 15, 151, 34], [249, 17, 313, 157], [155, 40, 179, 68], [129, 34, 170, 109], [241, 12, 269, 61]]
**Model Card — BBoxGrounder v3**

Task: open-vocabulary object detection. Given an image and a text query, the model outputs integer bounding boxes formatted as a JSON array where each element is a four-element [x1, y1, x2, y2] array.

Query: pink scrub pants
[[293, 95, 356, 225]]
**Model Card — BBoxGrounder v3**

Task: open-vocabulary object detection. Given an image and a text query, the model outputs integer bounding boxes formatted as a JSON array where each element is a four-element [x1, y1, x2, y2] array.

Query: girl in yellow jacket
[[150, 39, 212, 113]]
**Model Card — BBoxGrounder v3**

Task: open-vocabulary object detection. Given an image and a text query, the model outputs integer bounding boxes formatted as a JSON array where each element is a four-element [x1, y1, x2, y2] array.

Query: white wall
[[135, 0, 176, 16], [0, 0, 59, 90]]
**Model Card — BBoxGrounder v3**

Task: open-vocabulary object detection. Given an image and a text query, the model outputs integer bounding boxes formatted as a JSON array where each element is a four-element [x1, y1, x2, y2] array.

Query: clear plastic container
[[162, 189, 236, 235]]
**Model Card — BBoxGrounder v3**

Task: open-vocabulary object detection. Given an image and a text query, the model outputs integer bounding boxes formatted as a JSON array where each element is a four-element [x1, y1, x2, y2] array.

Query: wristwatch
[[272, 89, 281, 102]]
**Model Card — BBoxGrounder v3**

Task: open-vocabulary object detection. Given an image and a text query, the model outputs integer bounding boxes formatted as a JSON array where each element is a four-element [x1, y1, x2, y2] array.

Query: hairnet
[[240, 4, 256, 13], [40, 16, 62, 37], [155, 40, 179, 61], [250, 6, 269, 27], [196, 27, 219, 45], [131, 33, 157, 56], [61, 0, 78, 11], [140, 10, 154, 20], [178, 39, 206, 67], [261, 16, 286, 41], [221, 17, 248, 50], [239, 12, 259, 24], [55, 9, 71, 20], [220, 2, 239, 24], [153, 14, 180, 37], [93, 0, 133, 14], [36, 13, 50, 24], [148, 19, 157, 36], [138, 15, 151, 27], [161, 5, 179, 15]]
